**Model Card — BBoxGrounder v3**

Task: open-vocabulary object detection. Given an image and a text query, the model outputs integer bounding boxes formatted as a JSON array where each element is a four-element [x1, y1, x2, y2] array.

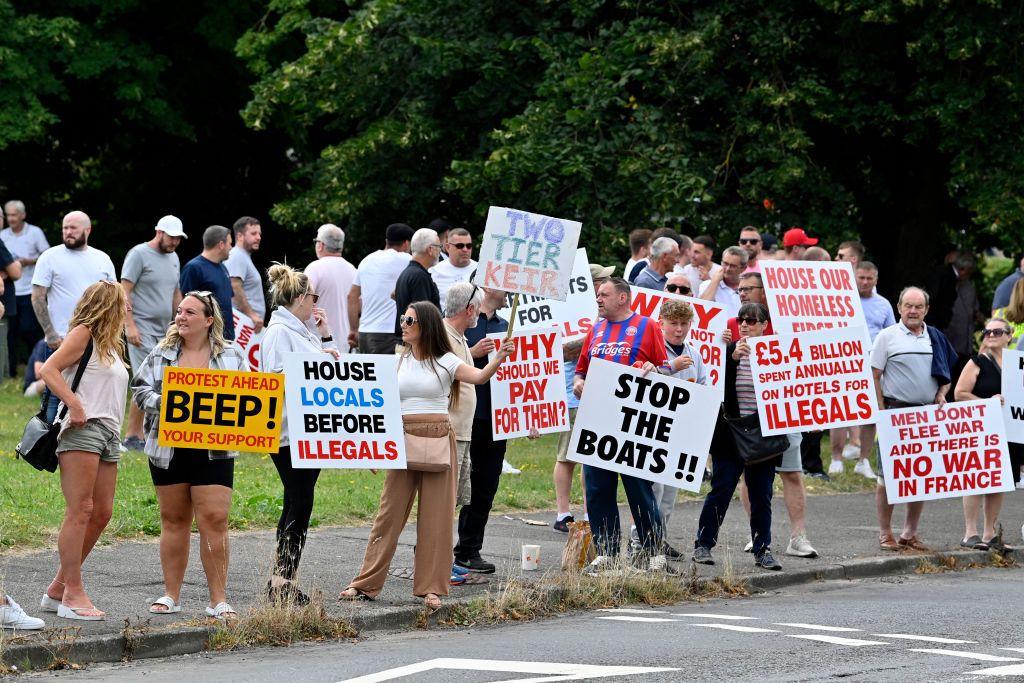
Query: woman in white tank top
[[38, 281, 129, 621]]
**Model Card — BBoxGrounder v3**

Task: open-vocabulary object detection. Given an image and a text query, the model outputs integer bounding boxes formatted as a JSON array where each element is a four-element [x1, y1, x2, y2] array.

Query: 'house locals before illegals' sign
[[877, 399, 1014, 503], [488, 328, 568, 440], [567, 359, 718, 492], [761, 261, 867, 335], [750, 326, 876, 435], [158, 367, 283, 452], [474, 206, 582, 301], [283, 354, 406, 469], [511, 248, 597, 343]]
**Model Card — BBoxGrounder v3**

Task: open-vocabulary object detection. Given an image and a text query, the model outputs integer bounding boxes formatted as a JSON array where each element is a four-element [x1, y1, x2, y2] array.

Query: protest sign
[[877, 399, 1013, 503], [488, 328, 568, 440], [629, 286, 727, 390], [1001, 350, 1024, 444], [283, 353, 406, 469], [158, 367, 282, 452], [750, 327, 876, 435], [474, 206, 582, 301], [761, 261, 867, 336], [232, 308, 265, 371], [510, 248, 597, 343], [567, 359, 719, 492]]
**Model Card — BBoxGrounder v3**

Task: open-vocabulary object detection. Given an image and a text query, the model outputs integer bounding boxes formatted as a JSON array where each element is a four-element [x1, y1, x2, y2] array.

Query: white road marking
[[907, 649, 1023, 663], [597, 616, 683, 623], [787, 635, 888, 647], [1000, 648, 1024, 653], [673, 613, 759, 620], [597, 608, 669, 614], [872, 633, 976, 644], [973, 663, 1024, 677], [689, 623, 779, 633], [335, 658, 679, 683], [774, 622, 862, 632]]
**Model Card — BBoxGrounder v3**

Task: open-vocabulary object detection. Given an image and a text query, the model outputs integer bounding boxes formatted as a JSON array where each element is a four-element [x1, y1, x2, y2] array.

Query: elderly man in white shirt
[[697, 245, 746, 317]]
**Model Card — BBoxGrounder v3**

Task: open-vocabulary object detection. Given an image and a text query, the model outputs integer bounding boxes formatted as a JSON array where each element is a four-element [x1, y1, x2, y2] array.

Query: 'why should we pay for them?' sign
[[489, 328, 568, 440], [283, 354, 406, 469], [474, 206, 581, 301], [567, 359, 719, 492], [158, 367, 283, 452], [750, 326, 876, 435], [877, 399, 1014, 503]]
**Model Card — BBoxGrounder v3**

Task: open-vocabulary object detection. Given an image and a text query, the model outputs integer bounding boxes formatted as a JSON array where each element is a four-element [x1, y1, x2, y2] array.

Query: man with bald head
[[31, 210, 117, 419], [305, 223, 357, 351]]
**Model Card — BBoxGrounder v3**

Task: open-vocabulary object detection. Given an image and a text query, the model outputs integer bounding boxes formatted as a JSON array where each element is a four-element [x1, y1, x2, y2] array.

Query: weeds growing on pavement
[[208, 589, 356, 651], [915, 555, 959, 574]]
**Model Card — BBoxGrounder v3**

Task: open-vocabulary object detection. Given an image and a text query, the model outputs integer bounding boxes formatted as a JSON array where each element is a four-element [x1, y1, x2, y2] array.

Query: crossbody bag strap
[[56, 338, 94, 422]]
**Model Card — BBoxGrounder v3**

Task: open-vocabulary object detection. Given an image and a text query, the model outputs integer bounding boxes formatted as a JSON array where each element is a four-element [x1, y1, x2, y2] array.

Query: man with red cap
[[783, 227, 817, 260]]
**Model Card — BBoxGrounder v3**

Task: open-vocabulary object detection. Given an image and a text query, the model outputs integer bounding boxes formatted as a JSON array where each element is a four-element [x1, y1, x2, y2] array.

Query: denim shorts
[[57, 420, 122, 463]]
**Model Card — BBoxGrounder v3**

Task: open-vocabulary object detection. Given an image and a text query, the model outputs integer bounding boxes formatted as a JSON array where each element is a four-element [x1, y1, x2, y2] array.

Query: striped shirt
[[576, 313, 667, 376], [736, 356, 758, 416]]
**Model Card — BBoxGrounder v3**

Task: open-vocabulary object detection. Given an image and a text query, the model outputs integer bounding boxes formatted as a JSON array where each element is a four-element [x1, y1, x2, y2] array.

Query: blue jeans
[[695, 450, 776, 557], [584, 465, 663, 557], [40, 344, 60, 423]]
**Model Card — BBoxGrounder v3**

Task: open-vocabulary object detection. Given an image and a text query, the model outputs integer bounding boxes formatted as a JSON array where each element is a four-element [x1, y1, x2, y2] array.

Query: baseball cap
[[590, 263, 615, 280], [155, 215, 186, 238], [783, 227, 818, 248]]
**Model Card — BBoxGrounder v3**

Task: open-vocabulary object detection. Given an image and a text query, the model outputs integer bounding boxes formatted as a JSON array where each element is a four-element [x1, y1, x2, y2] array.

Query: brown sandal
[[879, 536, 901, 551], [898, 536, 931, 552]]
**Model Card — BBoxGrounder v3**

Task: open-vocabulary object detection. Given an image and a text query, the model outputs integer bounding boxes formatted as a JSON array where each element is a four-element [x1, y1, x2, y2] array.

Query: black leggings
[[271, 447, 321, 580]]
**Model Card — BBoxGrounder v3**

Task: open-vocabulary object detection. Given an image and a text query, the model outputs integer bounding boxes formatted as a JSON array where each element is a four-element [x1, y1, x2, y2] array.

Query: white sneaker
[[743, 539, 754, 552], [585, 555, 615, 576], [1015, 481, 1024, 490], [828, 459, 844, 475], [854, 459, 876, 479], [1, 595, 45, 630], [786, 534, 818, 558], [648, 554, 667, 572], [501, 460, 521, 475], [842, 443, 860, 460]]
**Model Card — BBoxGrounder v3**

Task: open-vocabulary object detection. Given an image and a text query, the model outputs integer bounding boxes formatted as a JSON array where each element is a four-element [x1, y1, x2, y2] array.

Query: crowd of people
[[0, 206, 1019, 631]]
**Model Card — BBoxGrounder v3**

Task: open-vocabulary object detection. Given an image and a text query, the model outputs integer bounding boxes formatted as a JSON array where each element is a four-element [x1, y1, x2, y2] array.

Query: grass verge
[[208, 592, 357, 651]]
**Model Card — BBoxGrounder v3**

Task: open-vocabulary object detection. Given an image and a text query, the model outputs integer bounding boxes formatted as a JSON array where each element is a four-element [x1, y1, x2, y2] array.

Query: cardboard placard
[[877, 399, 1014, 503], [761, 261, 868, 336], [629, 285, 727, 391], [284, 354, 406, 469], [474, 206, 582, 301], [510, 248, 597, 343], [750, 327, 876, 435], [232, 308, 265, 371], [567, 359, 718, 491], [1001, 350, 1024, 445], [488, 329, 569, 440], [158, 367, 283, 452]]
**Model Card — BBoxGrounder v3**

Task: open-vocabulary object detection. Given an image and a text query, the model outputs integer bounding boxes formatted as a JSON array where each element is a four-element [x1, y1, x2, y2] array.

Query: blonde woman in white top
[[38, 281, 129, 621]]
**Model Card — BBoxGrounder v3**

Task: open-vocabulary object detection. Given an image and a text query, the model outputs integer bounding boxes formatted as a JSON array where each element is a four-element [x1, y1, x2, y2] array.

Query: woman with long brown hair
[[38, 281, 129, 621], [340, 301, 513, 610]]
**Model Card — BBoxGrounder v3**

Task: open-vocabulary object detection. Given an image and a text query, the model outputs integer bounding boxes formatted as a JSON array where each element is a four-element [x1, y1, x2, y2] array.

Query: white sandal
[[56, 603, 105, 621], [205, 602, 237, 620], [149, 596, 181, 614]]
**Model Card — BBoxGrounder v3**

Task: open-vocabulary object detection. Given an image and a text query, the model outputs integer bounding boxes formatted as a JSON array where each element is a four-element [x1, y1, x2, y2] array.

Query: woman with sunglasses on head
[[340, 301, 513, 611], [258, 263, 339, 605], [692, 302, 784, 571], [38, 281, 129, 621], [953, 317, 1019, 551], [131, 291, 246, 620]]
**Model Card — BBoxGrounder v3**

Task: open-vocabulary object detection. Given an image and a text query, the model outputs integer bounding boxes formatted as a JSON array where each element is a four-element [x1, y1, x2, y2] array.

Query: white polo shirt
[[697, 278, 741, 317], [870, 321, 938, 405]]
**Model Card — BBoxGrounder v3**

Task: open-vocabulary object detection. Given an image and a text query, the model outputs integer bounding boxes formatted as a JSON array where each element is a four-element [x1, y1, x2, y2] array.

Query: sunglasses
[[739, 238, 761, 245], [737, 317, 766, 325], [665, 283, 691, 295], [448, 242, 473, 250], [737, 286, 763, 294], [467, 283, 479, 309], [306, 292, 320, 304], [400, 315, 418, 327], [983, 328, 1011, 337]]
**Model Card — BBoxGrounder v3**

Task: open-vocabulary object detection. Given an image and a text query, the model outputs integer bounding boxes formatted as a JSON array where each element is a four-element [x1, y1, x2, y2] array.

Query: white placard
[[1001, 350, 1024, 445], [510, 248, 597, 343], [284, 353, 406, 469], [761, 261, 868, 338], [488, 328, 569, 440], [567, 359, 718, 492], [877, 399, 1013, 503], [474, 206, 582, 301], [750, 327, 876, 435], [232, 308, 265, 371]]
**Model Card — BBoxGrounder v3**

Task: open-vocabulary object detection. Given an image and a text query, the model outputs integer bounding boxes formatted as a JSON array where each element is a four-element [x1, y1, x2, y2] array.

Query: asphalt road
[[22, 566, 1024, 682]]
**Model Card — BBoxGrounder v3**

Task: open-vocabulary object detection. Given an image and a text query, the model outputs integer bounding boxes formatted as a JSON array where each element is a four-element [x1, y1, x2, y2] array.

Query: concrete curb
[[3, 548, 1018, 672]]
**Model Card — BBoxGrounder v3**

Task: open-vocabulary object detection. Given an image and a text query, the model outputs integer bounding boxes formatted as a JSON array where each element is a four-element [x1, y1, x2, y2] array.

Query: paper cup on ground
[[521, 544, 541, 571]]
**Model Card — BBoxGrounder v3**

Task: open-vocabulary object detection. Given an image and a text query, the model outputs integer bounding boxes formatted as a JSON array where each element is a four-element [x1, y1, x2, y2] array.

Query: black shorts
[[149, 448, 235, 488]]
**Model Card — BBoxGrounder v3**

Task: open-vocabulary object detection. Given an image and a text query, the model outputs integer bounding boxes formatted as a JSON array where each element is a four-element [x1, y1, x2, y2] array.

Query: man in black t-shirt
[[393, 227, 441, 340]]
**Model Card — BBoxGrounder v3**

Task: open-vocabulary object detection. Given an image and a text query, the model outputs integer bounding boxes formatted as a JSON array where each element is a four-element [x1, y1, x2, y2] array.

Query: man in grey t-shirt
[[225, 216, 265, 331], [121, 215, 185, 450]]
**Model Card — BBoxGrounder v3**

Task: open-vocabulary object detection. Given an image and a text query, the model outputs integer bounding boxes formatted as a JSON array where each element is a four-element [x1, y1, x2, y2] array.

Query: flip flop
[[960, 535, 983, 549], [40, 594, 61, 613], [57, 603, 105, 621], [338, 588, 374, 602], [149, 596, 182, 614]]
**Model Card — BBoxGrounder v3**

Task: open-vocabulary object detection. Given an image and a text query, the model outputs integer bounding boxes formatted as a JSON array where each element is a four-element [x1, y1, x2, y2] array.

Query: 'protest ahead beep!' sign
[[488, 328, 569, 440], [283, 354, 405, 469], [158, 367, 283, 452], [475, 206, 582, 301], [750, 326, 876, 435], [760, 261, 867, 336], [567, 359, 718, 492], [877, 399, 1014, 503]]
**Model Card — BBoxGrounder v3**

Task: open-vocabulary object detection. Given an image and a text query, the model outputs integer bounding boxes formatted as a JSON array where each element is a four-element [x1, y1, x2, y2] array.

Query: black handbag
[[724, 412, 790, 466], [16, 340, 94, 472]]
